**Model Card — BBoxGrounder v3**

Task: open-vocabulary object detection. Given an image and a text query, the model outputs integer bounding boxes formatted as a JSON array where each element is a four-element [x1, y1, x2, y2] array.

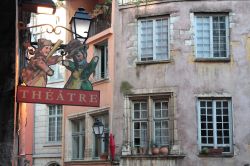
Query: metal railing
[[89, 14, 111, 37]]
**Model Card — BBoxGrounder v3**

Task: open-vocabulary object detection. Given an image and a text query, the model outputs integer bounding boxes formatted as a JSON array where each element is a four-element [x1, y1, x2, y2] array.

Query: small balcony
[[89, 1, 111, 37]]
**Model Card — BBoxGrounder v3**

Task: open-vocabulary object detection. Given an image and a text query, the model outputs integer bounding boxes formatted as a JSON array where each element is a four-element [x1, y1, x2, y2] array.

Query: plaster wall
[[113, 1, 250, 166], [62, 1, 115, 164]]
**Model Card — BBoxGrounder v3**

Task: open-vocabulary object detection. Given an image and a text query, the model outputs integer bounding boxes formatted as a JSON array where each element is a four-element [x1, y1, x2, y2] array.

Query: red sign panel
[[17, 86, 100, 107]]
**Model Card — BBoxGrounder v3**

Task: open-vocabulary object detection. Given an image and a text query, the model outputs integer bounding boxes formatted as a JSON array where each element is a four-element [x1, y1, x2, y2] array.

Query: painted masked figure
[[62, 39, 99, 90], [21, 38, 62, 87]]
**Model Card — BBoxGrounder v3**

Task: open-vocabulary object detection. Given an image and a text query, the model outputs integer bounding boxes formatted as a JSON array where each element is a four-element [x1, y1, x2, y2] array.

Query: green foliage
[[120, 81, 133, 94], [200, 147, 209, 154], [91, 0, 112, 18]]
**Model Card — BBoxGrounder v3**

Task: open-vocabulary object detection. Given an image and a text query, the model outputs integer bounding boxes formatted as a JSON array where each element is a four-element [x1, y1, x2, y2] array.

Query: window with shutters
[[138, 16, 169, 61]]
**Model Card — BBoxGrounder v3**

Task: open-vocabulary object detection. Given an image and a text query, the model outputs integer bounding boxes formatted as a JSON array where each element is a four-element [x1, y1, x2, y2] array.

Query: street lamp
[[92, 119, 116, 161], [92, 119, 105, 137], [19, 7, 93, 50], [69, 8, 92, 43]]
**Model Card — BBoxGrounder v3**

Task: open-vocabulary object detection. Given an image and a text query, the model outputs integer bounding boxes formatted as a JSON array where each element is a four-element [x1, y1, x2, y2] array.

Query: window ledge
[[43, 143, 61, 147], [194, 58, 230, 62], [86, 28, 112, 45], [93, 78, 110, 85], [65, 160, 112, 165], [121, 154, 185, 159], [136, 60, 172, 65], [198, 153, 234, 158]]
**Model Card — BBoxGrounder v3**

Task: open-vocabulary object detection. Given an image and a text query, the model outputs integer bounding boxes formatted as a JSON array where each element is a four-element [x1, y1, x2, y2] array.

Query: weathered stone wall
[[114, 1, 250, 166]]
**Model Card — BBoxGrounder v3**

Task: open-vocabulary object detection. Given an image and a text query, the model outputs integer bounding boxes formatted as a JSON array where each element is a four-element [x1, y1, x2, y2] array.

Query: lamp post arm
[[19, 23, 85, 40]]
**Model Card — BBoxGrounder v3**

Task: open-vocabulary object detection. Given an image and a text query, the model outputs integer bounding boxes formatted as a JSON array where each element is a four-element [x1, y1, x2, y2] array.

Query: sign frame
[[17, 86, 100, 107]]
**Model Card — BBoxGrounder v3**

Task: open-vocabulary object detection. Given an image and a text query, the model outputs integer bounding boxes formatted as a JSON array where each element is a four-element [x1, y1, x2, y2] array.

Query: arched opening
[[47, 162, 60, 166]]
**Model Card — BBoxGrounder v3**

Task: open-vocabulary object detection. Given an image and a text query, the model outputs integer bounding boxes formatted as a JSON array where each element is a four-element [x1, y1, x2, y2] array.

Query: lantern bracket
[[19, 23, 85, 40]]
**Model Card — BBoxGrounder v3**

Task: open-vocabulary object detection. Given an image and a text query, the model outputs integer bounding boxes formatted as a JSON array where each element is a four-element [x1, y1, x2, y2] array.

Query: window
[[154, 100, 170, 146], [138, 17, 169, 61], [133, 101, 148, 147], [48, 63, 64, 83], [48, 105, 62, 142], [93, 114, 109, 158], [94, 41, 108, 80], [197, 98, 233, 153], [194, 14, 229, 59], [72, 119, 85, 160], [131, 95, 173, 149]]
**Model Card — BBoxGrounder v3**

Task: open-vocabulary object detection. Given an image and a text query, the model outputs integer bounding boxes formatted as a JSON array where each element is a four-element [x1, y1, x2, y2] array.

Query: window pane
[[140, 20, 153, 60], [201, 137, 207, 143], [155, 110, 161, 118], [134, 111, 140, 119], [141, 102, 147, 110], [57, 117, 62, 141], [162, 121, 168, 128], [208, 137, 213, 143], [208, 130, 213, 136], [141, 111, 147, 119], [207, 123, 213, 129], [134, 103, 140, 110], [155, 102, 161, 110], [155, 18, 168, 60], [155, 121, 161, 128], [195, 16, 210, 58], [49, 117, 55, 141], [72, 136, 80, 159], [134, 130, 140, 137], [201, 108, 206, 114], [162, 109, 168, 117], [201, 130, 206, 136]]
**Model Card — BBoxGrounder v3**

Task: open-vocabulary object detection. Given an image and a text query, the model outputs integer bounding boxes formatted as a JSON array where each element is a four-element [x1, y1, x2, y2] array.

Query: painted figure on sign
[[62, 39, 99, 90], [21, 38, 63, 87]]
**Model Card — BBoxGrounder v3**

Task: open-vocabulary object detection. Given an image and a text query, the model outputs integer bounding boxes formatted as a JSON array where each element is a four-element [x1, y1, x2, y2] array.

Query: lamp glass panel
[[71, 20, 77, 39], [37, 6, 54, 14], [99, 125, 104, 136], [93, 126, 100, 135], [75, 19, 90, 39]]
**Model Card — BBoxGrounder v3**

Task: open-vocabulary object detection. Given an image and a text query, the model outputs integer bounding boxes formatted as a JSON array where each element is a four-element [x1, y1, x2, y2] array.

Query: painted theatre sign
[[17, 38, 100, 107], [17, 86, 100, 107]]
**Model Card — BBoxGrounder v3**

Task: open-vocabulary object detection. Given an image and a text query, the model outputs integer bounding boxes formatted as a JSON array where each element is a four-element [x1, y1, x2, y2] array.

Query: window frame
[[48, 105, 62, 142], [71, 118, 85, 160], [130, 95, 172, 149], [153, 100, 170, 147], [94, 41, 109, 81], [197, 98, 233, 154], [92, 114, 109, 159], [194, 13, 230, 60], [138, 16, 170, 62]]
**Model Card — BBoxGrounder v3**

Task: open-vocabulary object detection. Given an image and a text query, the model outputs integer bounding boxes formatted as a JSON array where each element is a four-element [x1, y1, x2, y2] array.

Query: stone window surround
[[196, 96, 233, 156], [123, 87, 181, 155], [65, 107, 110, 161]]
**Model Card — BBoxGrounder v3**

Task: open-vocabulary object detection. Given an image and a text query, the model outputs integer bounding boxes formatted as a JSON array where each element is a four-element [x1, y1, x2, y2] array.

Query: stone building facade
[[113, 0, 250, 165]]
